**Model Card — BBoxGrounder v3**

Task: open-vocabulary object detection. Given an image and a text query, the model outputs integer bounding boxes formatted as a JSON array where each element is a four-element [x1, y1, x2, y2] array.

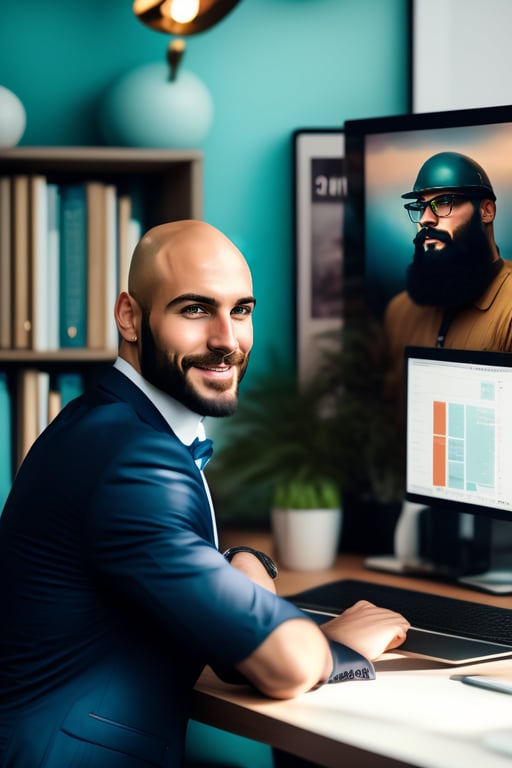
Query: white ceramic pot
[[271, 507, 342, 571]]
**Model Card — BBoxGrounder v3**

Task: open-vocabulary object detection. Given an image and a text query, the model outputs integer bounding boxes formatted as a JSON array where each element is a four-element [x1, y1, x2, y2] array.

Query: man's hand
[[321, 600, 410, 661], [228, 550, 277, 593]]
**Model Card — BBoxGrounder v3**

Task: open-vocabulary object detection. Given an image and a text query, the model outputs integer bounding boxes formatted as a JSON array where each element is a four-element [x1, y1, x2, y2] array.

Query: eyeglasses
[[404, 194, 470, 224]]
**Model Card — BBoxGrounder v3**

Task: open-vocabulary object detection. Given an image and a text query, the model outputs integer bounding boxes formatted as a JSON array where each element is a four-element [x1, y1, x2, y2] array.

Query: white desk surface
[[192, 531, 512, 768], [193, 657, 512, 768]]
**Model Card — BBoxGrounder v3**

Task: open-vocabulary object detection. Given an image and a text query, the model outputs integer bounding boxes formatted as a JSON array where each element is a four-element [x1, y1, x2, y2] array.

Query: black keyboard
[[288, 579, 512, 646]]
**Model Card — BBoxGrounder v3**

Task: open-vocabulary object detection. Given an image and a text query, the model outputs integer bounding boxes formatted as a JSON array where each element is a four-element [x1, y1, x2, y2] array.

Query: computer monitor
[[405, 345, 512, 524], [403, 345, 512, 587]]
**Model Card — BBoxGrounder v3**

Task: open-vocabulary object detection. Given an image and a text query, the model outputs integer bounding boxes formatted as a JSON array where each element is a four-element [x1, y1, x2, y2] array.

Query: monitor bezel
[[404, 344, 512, 523]]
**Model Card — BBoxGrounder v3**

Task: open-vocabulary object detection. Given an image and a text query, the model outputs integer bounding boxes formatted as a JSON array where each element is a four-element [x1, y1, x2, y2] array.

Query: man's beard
[[139, 314, 249, 417], [405, 210, 499, 307]]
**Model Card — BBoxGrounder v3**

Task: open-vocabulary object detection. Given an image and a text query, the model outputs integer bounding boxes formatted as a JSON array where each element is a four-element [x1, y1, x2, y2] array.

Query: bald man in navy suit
[[0, 220, 409, 767]]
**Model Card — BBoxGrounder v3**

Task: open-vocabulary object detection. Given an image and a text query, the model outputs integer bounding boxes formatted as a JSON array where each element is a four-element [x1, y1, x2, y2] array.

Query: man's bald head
[[128, 220, 248, 313]]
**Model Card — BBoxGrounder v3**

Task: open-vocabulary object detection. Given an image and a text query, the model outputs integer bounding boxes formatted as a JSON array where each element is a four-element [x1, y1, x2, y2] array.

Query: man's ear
[[115, 291, 140, 342], [480, 199, 496, 224]]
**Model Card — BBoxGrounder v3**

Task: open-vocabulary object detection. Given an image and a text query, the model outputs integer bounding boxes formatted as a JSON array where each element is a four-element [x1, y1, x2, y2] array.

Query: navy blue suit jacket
[[0, 368, 302, 767]]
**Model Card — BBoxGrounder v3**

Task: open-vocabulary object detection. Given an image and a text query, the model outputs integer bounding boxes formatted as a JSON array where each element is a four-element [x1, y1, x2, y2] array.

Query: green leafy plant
[[272, 476, 340, 510], [207, 372, 342, 524]]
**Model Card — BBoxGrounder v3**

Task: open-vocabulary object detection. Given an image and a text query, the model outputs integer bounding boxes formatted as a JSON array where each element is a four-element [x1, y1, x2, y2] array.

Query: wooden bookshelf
[[0, 146, 203, 485], [0, 146, 203, 224]]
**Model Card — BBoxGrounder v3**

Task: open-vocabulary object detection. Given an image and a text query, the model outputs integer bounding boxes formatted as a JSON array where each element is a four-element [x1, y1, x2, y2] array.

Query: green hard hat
[[401, 151, 496, 200]]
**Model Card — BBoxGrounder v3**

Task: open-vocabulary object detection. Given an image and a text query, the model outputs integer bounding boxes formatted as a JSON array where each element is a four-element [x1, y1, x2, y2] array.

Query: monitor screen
[[405, 346, 512, 523], [344, 104, 512, 316]]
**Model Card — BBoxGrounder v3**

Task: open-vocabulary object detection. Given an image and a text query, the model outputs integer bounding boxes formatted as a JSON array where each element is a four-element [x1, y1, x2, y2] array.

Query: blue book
[[59, 184, 87, 348], [47, 183, 61, 350], [0, 373, 12, 513], [55, 372, 84, 407]]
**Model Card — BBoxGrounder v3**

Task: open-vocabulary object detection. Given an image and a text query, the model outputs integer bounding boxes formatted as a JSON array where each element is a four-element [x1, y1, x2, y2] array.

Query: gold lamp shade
[[133, 0, 240, 36]]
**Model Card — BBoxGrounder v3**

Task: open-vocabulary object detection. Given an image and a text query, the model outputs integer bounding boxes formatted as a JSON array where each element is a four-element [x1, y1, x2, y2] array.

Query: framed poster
[[293, 129, 345, 384]]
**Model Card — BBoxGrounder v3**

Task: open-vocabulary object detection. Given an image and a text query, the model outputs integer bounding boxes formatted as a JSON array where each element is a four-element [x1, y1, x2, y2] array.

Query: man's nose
[[207, 314, 237, 353], [419, 203, 437, 226]]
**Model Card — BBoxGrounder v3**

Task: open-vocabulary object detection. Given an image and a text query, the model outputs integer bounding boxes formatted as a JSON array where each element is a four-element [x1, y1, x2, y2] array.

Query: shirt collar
[[113, 357, 206, 445]]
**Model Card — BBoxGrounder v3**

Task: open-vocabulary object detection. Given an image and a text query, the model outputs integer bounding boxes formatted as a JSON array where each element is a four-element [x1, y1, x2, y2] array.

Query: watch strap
[[223, 546, 278, 579]]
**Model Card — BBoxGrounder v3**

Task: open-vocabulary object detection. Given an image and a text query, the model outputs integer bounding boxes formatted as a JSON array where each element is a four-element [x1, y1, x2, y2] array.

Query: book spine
[[30, 175, 49, 351], [47, 387, 62, 424], [12, 175, 31, 349], [46, 183, 60, 351], [86, 181, 107, 349], [59, 184, 87, 348], [16, 368, 40, 467], [117, 193, 132, 294], [104, 184, 118, 350], [0, 176, 12, 349]]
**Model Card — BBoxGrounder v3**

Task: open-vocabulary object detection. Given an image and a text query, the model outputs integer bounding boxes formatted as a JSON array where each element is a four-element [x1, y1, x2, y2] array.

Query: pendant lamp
[[133, 0, 240, 36]]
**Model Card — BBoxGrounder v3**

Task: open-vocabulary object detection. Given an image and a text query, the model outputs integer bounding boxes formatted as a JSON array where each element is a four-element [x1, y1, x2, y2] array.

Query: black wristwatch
[[223, 546, 278, 580]]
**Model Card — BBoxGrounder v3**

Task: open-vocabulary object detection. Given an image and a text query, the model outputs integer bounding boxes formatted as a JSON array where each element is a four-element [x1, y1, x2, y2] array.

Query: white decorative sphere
[[0, 86, 26, 147], [100, 63, 213, 148]]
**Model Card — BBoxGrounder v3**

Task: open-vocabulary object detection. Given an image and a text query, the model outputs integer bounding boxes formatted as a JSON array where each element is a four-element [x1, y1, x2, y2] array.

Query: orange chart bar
[[433, 401, 446, 487]]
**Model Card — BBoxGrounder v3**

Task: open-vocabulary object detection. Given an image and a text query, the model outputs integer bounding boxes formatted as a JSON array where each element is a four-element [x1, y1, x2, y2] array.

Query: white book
[[30, 175, 49, 351], [104, 184, 118, 350]]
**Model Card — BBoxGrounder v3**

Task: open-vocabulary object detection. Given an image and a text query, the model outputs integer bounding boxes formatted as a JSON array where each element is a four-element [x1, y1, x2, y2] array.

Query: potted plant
[[271, 474, 342, 570]]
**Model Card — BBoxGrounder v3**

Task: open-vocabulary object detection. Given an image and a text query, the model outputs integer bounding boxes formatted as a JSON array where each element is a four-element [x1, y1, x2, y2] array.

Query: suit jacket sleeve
[[85, 422, 303, 669]]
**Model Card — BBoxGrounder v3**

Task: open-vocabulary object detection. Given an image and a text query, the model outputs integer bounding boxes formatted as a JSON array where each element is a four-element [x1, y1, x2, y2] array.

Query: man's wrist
[[223, 546, 278, 580]]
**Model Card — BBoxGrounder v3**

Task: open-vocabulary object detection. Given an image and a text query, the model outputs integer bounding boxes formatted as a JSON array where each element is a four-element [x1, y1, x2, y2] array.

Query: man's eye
[[183, 305, 207, 316], [232, 305, 252, 317]]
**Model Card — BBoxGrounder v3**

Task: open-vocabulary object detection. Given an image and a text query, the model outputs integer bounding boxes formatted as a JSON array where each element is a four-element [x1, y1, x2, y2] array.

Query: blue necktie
[[188, 437, 214, 470]]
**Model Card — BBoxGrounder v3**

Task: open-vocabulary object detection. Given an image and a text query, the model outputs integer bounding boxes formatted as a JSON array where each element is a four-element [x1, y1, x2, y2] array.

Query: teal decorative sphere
[[100, 62, 213, 148]]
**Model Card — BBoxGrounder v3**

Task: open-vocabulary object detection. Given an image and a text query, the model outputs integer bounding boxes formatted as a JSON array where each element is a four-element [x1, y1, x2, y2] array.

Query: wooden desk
[[191, 531, 512, 768]]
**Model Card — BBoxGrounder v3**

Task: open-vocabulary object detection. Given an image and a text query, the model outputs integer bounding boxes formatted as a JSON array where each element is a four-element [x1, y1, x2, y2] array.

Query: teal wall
[[0, 0, 409, 383], [0, 2, 409, 765]]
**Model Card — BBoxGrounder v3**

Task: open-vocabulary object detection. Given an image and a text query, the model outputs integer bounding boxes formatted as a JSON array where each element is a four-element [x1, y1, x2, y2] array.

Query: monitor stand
[[365, 500, 435, 574], [364, 501, 512, 594]]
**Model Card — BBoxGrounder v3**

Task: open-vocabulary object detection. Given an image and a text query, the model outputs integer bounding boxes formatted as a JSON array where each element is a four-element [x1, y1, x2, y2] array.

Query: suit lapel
[[97, 367, 174, 436], [95, 366, 217, 544]]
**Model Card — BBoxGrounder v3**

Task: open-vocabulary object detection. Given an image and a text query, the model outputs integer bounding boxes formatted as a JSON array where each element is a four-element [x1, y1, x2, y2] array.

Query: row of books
[[0, 174, 142, 351], [0, 370, 84, 511]]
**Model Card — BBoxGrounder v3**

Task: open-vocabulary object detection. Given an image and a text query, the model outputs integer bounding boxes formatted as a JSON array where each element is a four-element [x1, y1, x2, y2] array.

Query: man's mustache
[[413, 226, 452, 246], [183, 350, 247, 369]]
